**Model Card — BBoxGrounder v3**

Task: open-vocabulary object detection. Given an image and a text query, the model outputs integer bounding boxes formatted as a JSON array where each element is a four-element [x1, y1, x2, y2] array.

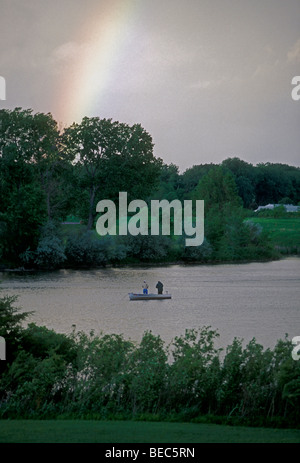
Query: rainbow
[[56, 0, 140, 126]]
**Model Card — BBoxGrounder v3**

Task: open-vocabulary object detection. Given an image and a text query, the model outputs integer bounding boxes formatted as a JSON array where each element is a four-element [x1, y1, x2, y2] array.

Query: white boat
[[128, 292, 172, 301]]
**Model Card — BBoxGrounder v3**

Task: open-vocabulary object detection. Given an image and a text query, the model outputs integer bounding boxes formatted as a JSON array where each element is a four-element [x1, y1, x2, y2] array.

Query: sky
[[0, 0, 299, 172]]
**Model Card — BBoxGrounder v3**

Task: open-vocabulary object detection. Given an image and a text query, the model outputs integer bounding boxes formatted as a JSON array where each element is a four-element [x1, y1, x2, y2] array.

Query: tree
[[0, 108, 70, 219], [255, 163, 300, 206], [33, 220, 66, 269], [121, 233, 172, 262], [0, 108, 72, 264], [193, 166, 242, 210], [167, 326, 221, 414], [63, 117, 162, 229], [0, 293, 33, 371], [0, 181, 46, 264], [221, 157, 257, 208], [152, 163, 184, 201], [191, 166, 274, 260], [181, 163, 217, 198], [128, 331, 167, 414], [191, 167, 242, 256]]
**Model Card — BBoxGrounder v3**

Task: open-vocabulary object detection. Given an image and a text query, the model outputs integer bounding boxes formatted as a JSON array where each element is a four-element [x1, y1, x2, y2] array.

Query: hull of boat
[[129, 293, 172, 301]]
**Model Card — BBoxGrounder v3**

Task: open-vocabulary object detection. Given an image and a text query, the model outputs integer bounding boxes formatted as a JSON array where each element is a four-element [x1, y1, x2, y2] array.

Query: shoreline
[[2, 254, 299, 274]]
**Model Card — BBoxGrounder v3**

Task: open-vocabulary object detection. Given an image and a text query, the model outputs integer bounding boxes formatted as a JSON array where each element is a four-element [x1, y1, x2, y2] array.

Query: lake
[[0, 257, 299, 351]]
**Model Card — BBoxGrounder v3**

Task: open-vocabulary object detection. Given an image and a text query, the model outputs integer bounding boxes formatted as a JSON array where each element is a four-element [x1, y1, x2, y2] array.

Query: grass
[[246, 217, 300, 251], [0, 420, 299, 443], [61, 215, 300, 258]]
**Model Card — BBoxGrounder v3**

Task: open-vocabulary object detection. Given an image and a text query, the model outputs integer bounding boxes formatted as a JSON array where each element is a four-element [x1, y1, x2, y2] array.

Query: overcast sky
[[0, 0, 299, 171]]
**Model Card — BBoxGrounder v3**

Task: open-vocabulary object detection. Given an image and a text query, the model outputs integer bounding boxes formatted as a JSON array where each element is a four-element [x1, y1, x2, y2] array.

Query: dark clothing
[[156, 281, 163, 294]]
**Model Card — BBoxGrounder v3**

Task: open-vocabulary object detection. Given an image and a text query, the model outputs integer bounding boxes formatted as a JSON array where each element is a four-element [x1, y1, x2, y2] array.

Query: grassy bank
[[246, 217, 300, 254], [0, 420, 300, 443]]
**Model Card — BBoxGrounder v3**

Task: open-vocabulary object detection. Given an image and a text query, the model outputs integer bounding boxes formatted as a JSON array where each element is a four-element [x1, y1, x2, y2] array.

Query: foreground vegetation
[[1, 420, 300, 443], [0, 295, 299, 429]]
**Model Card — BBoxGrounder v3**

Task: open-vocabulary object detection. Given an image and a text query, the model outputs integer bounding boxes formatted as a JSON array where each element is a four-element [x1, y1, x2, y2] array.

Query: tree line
[[1, 108, 299, 268], [0, 294, 299, 427], [157, 158, 300, 209]]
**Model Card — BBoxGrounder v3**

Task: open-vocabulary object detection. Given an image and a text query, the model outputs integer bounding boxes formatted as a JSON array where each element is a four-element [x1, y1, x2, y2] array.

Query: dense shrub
[[180, 238, 213, 262], [34, 235, 66, 269], [120, 234, 173, 262], [65, 230, 110, 267], [19, 221, 66, 269], [0, 295, 299, 426]]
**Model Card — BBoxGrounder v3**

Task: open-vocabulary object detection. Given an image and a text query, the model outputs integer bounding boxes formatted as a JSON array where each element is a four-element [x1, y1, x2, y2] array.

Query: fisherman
[[156, 281, 163, 294], [142, 280, 149, 294]]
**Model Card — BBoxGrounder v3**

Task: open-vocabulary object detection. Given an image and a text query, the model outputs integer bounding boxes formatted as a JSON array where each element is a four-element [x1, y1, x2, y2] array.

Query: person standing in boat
[[142, 280, 149, 294], [156, 281, 163, 294]]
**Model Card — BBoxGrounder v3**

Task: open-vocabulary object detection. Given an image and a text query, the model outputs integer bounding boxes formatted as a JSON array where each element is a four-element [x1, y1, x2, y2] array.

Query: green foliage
[[0, 109, 163, 266], [0, 182, 46, 264], [190, 166, 274, 262], [0, 300, 299, 427], [0, 293, 33, 368], [214, 210, 273, 261], [193, 165, 242, 209], [247, 217, 300, 255], [121, 234, 172, 262], [152, 163, 184, 201], [33, 221, 66, 269], [63, 117, 162, 229], [167, 327, 222, 415], [0, 350, 68, 418], [128, 331, 168, 414], [59, 330, 135, 416], [0, 294, 30, 338], [65, 230, 111, 267], [180, 163, 217, 199], [0, 108, 69, 264], [180, 238, 213, 262], [34, 235, 66, 268], [21, 323, 76, 363], [222, 158, 300, 207], [1, 107, 299, 268], [221, 158, 256, 208]]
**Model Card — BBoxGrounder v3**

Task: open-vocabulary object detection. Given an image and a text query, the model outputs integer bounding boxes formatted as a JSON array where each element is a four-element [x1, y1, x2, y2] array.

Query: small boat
[[129, 292, 172, 301]]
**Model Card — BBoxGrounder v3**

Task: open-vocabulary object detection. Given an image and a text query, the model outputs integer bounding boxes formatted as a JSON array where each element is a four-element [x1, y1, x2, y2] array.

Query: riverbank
[[0, 255, 282, 273], [3, 216, 299, 272]]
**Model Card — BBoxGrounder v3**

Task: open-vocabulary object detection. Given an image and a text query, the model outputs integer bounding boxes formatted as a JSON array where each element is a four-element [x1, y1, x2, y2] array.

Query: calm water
[[0, 257, 299, 350]]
